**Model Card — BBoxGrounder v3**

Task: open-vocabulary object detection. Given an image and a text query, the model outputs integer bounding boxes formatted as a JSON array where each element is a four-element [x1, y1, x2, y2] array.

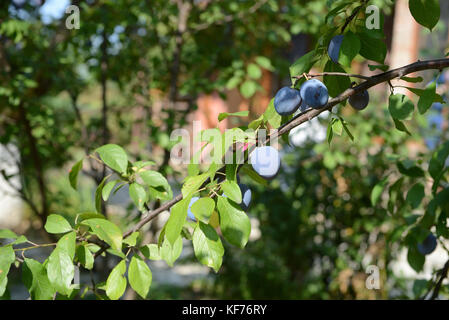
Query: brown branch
[[93, 57, 449, 258], [429, 259, 449, 300], [295, 72, 372, 81]]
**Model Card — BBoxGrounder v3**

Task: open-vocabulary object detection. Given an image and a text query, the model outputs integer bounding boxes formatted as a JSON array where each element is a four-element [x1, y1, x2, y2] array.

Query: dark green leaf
[[409, 0, 440, 31], [388, 94, 414, 120], [406, 183, 425, 209], [69, 159, 83, 190]]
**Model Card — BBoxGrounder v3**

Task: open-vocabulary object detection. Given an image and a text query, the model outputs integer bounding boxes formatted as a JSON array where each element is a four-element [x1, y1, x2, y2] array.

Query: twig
[[93, 57, 449, 259], [295, 72, 371, 81]]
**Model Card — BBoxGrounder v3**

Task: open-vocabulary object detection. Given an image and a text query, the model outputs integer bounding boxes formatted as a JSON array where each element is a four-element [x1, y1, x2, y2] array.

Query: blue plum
[[432, 102, 443, 112], [250, 146, 281, 179], [349, 90, 370, 110], [328, 34, 344, 63], [186, 196, 200, 221], [428, 114, 443, 130], [274, 86, 302, 116], [437, 72, 447, 84], [300, 79, 329, 109], [238, 184, 252, 212], [425, 137, 439, 150], [417, 234, 437, 255]]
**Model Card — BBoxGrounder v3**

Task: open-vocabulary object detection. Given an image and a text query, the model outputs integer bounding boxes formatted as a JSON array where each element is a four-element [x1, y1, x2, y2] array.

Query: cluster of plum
[[185, 35, 439, 260], [185, 34, 373, 221]]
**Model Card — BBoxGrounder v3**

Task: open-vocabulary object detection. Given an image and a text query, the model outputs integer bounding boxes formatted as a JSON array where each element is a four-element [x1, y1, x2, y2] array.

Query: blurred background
[[1, 0, 449, 299]]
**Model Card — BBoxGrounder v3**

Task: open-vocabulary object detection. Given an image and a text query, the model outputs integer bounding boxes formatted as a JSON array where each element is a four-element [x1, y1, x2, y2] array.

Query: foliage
[[0, 0, 448, 300]]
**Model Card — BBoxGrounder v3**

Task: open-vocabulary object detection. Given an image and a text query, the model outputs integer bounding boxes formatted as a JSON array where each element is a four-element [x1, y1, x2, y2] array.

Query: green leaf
[[371, 177, 388, 206], [165, 196, 192, 245], [160, 236, 183, 267], [409, 0, 440, 31], [82, 218, 123, 251], [69, 159, 83, 190], [323, 60, 351, 98], [106, 260, 127, 300], [0, 277, 8, 298], [400, 76, 423, 83], [221, 180, 242, 204], [247, 63, 262, 79], [429, 141, 449, 180], [240, 80, 258, 99], [255, 56, 274, 71], [128, 256, 152, 299], [397, 160, 425, 178], [129, 183, 147, 211], [358, 30, 387, 63], [368, 64, 389, 72], [96, 144, 128, 174], [192, 222, 224, 273], [140, 244, 161, 260], [187, 163, 199, 177], [44, 214, 72, 234], [10, 235, 27, 245], [191, 197, 215, 223], [405, 87, 444, 104], [47, 248, 75, 295], [393, 119, 412, 135], [340, 117, 354, 141], [76, 212, 106, 224], [388, 94, 414, 120], [338, 31, 360, 67], [102, 180, 118, 201], [332, 118, 343, 136], [22, 258, 55, 300], [248, 114, 264, 130], [56, 231, 76, 260], [95, 177, 108, 213], [407, 246, 425, 272], [406, 183, 425, 210], [181, 173, 209, 198], [217, 196, 251, 248], [289, 49, 319, 78], [123, 232, 139, 247], [0, 245, 15, 296], [76, 244, 94, 270], [0, 229, 17, 239], [327, 120, 334, 145], [218, 111, 249, 122], [263, 98, 282, 128], [417, 82, 437, 114], [240, 165, 268, 186], [139, 170, 170, 191]]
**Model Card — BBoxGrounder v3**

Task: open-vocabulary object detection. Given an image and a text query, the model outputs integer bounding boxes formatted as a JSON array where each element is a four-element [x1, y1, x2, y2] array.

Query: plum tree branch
[[295, 72, 371, 81], [94, 57, 449, 258]]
